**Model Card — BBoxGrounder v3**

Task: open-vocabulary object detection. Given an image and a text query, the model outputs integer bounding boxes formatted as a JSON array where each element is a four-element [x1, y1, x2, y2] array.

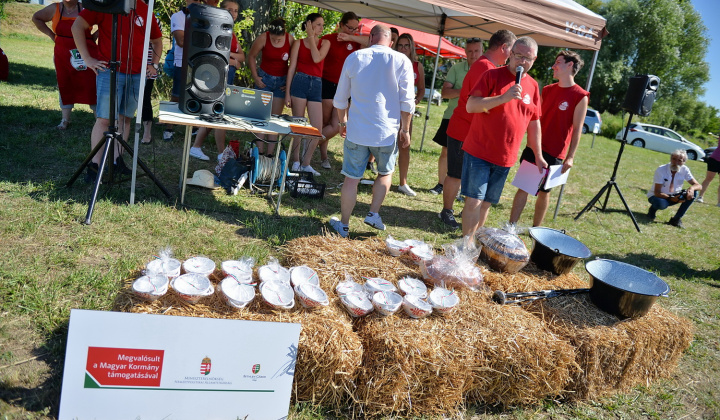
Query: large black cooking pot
[[585, 259, 669, 319], [528, 227, 592, 275]]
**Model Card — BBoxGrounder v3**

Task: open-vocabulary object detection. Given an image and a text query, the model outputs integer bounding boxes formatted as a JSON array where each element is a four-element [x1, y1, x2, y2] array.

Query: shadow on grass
[[0, 323, 68, 418], [6, 62, 59, 90]]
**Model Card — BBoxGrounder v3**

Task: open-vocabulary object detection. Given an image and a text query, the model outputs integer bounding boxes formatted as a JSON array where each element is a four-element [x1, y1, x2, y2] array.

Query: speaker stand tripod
[[66, 13, 170, 225], [575, 113, 641, 232]]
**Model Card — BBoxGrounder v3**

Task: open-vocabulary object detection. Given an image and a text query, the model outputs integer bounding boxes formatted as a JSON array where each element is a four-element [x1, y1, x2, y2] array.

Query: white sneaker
[[364, 212, 386, 231], [162, 130, 173, 142], [301, 165, 321, 176], [189, 147, 209, 161], [398, 184, 417, 197], [321, 159, 331, 169], [218, 153, 223, 162], [291, 161, 301, 172], [329, 217, 349, 238], [696, 196, 704, 203]]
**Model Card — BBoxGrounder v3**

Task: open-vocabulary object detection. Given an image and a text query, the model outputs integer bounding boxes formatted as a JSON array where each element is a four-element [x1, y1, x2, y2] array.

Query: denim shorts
[[290, 71, 322, 102], [341, 140, 399, 179], [460, 154, 510, 204], [172, 66, 183, 98], [255, 68, 286, 99], [96, 70, 141, 120]]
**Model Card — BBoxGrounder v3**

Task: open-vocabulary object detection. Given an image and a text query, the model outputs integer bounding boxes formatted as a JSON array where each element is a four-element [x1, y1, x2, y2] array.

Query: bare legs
[[290, 97, 323, 167], [698, 170, 719, 204], [461, 197, 492, 237], [90, 115, 131, 165], [339, 173, 392, 225]]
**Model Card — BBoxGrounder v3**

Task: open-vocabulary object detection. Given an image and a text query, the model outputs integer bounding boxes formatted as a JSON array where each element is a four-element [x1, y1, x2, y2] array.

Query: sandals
[[56, 119, 70, 130], [141, 137, 152, 144]]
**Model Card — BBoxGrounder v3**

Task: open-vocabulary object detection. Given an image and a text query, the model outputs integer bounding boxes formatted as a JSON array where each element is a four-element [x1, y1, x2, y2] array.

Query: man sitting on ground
[[647, 150, 700, 228]]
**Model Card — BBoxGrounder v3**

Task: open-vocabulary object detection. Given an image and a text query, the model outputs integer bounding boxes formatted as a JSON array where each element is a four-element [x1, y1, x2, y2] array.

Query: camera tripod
[[66, 13, 170, 225], [575, 112, 641, 232]]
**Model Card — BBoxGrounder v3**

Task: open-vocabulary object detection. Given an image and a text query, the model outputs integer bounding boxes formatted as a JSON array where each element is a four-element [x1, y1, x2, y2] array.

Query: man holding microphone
[[460, 36, 546, 237]]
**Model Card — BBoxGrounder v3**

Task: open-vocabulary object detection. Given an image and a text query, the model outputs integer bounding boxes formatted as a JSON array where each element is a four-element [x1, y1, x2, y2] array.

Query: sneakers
[[163, 129, 173, 142], [217, 153, 223, 162], [398, 184, 417, 197], [364, 212, 386, 231], [321, 159, 331, 169], [429, 183, 443, 195], [668, 217, 684, 229], [366, 161, 378, 175], [329, 217, 349, 238], [300, 165, 321, 176], [696, 196, 704, 203], [291, 161, 301, 172], [647, 206, 657, 220], [113, 155, 132, 177], [189, 147, 210, 161], [438, 209, 459, 229]]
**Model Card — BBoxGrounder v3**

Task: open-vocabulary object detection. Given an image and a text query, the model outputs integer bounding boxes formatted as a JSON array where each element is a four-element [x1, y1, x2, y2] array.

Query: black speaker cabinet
[[179, 4, 233, 115], [83, 0, 136, 14], [622, 74, 660, 117]]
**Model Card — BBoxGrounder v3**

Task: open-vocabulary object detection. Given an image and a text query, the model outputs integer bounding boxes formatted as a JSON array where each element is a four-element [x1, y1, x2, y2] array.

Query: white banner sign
[[59, 309, 301, 420]]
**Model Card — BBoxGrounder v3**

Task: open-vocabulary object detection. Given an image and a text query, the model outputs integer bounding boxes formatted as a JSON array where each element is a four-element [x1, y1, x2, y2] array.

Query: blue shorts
[[172, 66, 182, 98], [290, 72, 322, 102], [460, 154, 510, 204], [255, 68, 286, 99], [96, 70, 141, 120], [341, 140, 399, 179]]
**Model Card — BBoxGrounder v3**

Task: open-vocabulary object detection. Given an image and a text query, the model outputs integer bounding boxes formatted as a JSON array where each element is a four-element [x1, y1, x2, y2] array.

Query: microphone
[[515, 66, 524, 84]]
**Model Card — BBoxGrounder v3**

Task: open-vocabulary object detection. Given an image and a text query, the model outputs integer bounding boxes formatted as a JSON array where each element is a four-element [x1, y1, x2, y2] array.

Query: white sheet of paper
[[511, 160, 547, 196], [544, 165, 570, 189]]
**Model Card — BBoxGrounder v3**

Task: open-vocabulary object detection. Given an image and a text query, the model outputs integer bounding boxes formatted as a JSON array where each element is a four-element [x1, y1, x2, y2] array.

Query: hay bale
[[114, 266, 363, 408], [527, 294, 694, 400]]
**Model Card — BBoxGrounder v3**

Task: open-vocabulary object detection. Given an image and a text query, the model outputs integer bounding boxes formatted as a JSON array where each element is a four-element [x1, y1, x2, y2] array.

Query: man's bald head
[[370, 24, 392, 46]]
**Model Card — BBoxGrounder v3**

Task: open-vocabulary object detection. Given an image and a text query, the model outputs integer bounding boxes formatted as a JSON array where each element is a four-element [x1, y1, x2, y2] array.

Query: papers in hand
[[511, 160, 569, 195]]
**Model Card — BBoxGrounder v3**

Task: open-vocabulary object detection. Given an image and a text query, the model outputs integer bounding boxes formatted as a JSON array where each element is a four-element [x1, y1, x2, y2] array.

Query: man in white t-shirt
[[328, 24, 415, 237], [647, 149, 701, 228]]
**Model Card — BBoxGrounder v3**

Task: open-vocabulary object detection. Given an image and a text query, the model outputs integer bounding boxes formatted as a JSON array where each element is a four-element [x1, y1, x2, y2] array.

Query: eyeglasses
[[344, 23, 358, 32], [397, 43, 412, 49], [467, 37, 481, 43], [511, 51, 536, 62]]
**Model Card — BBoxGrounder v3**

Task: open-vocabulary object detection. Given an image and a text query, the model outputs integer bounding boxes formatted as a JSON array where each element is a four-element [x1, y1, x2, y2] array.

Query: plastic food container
[[146, 258, 181, 279], [409, 246, 435, 266], [183, 257, 216, 277], [428, 287, 460, 314], [363, 277, 397, 297], [336, 279, 364, 296], [372, 291, 403, 316], [260, 280, 295, 310], [398, 276, 428, 298], [402, 295, 433, 319], [476, 228, 529, 273], [132, 273, 169, 301], [219, 278, 255, 309], [289, 265, 320, 287], [386, 236, 410, 257], [171, 273, 214, 304], [340, 292, 374, 317], [294, 283, 330, 309], [258, 263, 291, 285], [221, 259, 255, 282]]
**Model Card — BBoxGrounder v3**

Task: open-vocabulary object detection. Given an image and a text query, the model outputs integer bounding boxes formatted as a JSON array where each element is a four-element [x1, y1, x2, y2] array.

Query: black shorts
[[707, 156, 720, 173], [432, 118, 450, 147], [519, 147, 563, 192], [321, 79, 338, 100], [446, 135, 465, 179]]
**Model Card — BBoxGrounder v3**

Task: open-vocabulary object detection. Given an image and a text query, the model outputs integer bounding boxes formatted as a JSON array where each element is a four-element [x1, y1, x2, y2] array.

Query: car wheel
[[687, 150, 697, 161], [631, 139, 645, 148], [582, 124, 588, 134]]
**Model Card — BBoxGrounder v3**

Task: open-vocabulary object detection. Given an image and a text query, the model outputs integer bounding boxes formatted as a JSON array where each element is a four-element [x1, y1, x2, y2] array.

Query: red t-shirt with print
[[462, 66, 540, 167], [539, 83, 589, 159], [321, 33, 361, 84]]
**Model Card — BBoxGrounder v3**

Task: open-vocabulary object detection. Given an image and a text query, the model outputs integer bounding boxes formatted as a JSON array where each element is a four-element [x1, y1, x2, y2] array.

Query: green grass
[[1, 3, 719, 419]]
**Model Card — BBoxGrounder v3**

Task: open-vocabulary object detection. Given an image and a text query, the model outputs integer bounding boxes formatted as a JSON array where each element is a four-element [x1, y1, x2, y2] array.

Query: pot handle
[[554, 248, 561, 254], [560, 229, 566, 234]]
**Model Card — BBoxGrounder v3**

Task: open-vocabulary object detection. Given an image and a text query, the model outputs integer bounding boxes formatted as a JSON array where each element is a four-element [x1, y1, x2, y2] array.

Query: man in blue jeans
[[328, 24, 415, 238], [647, 150, 701, 228]]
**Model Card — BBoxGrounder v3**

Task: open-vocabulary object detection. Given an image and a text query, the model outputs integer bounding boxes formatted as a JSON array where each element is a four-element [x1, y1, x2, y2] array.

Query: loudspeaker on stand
[[621, 74, 660, 117]]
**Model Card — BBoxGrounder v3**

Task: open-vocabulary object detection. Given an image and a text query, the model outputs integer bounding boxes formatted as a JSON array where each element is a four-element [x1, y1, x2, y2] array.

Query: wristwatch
[[150, 63, 160, 71]]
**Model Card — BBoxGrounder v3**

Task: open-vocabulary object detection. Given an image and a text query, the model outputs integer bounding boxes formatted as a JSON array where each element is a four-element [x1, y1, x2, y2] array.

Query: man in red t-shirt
[[507, 50, 590, 229], [72, 0, 162, 182], [460, 36, 546, 237], [439, 29, 516, 229]]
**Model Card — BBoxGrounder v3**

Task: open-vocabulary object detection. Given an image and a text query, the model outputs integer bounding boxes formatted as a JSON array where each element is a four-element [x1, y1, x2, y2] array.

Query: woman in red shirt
[[394, 33, 424, 196], [247, 18, 295, 155], [285, 13, 331, 176]]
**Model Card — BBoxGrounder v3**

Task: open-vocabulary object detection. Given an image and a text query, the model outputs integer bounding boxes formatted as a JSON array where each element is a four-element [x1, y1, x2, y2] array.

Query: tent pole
[[552, 48, 600, 221], [419, 13, 446, 152]]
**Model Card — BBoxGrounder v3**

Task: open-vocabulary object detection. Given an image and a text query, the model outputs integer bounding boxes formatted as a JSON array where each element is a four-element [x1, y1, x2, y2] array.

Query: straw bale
[[114, 268, 363, 408], [527, 294, 694, 400]]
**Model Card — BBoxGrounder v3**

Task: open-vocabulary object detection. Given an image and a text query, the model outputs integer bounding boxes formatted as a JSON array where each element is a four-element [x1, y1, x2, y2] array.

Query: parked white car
[[583, 109, 602, 134], [615, 123, 706, 161], [424, 88, 442, 105]]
